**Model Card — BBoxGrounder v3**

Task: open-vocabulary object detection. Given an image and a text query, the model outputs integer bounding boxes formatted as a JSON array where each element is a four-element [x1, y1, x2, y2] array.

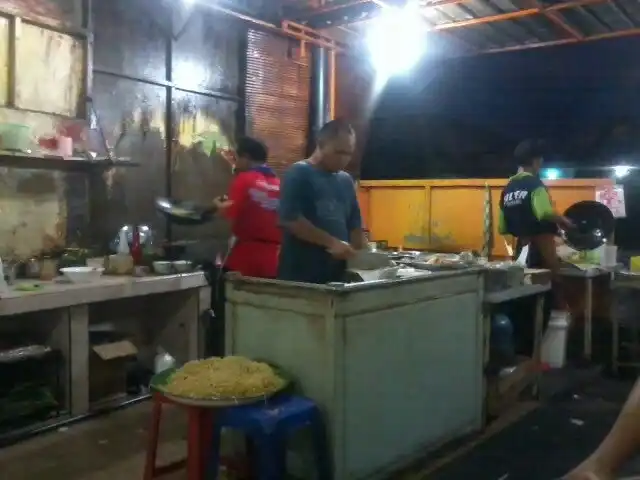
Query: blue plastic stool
[[207, 395, 331, 480]]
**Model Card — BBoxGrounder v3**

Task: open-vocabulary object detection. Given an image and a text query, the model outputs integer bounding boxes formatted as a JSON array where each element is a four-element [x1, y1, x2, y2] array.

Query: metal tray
[[408, 261, 469, 272], [149, 364, 290, 408]]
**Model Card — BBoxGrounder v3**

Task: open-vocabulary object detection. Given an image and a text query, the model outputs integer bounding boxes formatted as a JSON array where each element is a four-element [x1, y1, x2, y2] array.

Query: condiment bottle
[[117, 229, 130, 255], [130, 226, 142, 265], [0, 257, 9, 294]]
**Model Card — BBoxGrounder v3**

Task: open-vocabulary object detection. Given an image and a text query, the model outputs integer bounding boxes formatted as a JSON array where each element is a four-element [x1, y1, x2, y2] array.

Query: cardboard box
[[90, 340, 138, 403]]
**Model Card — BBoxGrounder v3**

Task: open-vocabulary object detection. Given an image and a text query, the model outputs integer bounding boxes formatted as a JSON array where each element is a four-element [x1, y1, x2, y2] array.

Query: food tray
[[149, 364, 291, 408], [408, 261, 469, 272]]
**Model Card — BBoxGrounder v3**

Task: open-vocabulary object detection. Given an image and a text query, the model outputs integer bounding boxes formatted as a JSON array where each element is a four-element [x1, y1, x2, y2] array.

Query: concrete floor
[[0, 400, 537, 480], [0, 403, 188, 480], [0, 374, 629, 480]]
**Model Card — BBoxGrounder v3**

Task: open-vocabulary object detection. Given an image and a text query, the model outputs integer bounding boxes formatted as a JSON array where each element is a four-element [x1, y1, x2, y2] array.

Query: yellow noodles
[[163, 356, 286, 399]]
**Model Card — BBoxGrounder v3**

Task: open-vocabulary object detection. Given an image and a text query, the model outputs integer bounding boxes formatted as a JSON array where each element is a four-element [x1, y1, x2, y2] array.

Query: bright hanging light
[[613, 165, 631, 178], [542, 168, 561, 180], [366, 3, 426, 78]]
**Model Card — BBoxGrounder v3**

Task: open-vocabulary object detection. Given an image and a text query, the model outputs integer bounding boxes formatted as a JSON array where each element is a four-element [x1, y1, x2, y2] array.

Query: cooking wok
[[562, 200, 615, 251], [155, 197, 217, 226]]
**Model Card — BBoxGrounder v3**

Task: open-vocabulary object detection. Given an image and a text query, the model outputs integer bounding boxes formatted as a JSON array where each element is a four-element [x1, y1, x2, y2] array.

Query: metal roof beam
[[431, 0, 609, 31], [528, 0, 583, 39], [481, 25, 640, 53]]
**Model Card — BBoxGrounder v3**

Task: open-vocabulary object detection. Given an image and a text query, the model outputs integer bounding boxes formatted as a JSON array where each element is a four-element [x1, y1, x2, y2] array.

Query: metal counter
[[225, 269, 484, 480]]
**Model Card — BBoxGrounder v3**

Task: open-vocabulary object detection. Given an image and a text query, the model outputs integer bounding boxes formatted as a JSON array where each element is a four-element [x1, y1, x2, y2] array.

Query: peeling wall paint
[[16, 24, 83, 117], [0, 108, 67, 258]]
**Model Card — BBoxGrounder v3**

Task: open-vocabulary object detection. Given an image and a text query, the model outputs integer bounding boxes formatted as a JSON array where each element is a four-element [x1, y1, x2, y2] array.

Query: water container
[[490, 313, 516, 367], [154, 349, 176, 373], [541, 310, 570, 368]]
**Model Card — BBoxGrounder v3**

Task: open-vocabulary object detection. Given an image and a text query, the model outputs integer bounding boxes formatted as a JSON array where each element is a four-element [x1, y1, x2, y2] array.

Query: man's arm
[[531, 186, 571, 228], [215, 173, 250, 221], [279, 166, 338, 249]]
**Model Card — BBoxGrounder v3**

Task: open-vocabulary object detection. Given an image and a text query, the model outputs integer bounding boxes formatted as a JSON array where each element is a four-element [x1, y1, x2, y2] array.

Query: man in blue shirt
[[278, 120, 367, 284]]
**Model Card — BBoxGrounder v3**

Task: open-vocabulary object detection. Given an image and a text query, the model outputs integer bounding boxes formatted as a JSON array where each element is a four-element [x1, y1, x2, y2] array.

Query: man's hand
[[212, 195, 229, 210], [327, 238, 356, 260], [557, 215, 575, 230]]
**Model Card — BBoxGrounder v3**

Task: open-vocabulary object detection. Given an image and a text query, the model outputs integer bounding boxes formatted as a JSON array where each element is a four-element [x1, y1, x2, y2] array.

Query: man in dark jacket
[[498, 139, 573, 353], [499, 139, 573, 272]]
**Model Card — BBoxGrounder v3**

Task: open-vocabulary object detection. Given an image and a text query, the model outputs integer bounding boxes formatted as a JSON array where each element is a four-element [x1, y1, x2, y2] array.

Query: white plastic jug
[[541, 310, 570, 368], [154, 349, 176, 373]]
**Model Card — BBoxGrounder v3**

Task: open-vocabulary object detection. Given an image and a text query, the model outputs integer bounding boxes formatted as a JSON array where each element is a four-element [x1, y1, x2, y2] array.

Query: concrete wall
[[0, 17, 83, 257]]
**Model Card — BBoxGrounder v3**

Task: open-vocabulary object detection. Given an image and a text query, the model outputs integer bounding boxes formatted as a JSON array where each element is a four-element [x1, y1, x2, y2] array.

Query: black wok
[[155, 197, 217, 226], [562, 200, 615, 251]]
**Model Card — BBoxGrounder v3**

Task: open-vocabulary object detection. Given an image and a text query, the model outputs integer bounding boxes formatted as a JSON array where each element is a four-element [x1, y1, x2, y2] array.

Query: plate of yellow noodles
[[150, 356, 289, 407]]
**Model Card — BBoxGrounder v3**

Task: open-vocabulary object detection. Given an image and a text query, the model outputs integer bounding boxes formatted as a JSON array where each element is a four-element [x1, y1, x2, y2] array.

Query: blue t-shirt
[[277, 161, 362, 284]]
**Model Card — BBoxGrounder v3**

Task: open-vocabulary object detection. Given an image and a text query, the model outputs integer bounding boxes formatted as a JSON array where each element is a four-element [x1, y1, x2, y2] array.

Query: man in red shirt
[[207, 137, 280, 356], [213, 136, 281, 278]]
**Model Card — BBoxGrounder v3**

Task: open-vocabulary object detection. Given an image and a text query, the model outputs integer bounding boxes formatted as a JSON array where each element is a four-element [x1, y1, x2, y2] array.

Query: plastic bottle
[[0, 257, 9, 294], [117, 228, 130, 255], [130, 226, 142, 265], [154, 348, 176, 373]]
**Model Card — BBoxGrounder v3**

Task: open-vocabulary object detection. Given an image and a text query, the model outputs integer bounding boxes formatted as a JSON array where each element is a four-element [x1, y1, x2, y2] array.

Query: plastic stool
[[144, 391, 215, 480], [207, 395, 331, 480]]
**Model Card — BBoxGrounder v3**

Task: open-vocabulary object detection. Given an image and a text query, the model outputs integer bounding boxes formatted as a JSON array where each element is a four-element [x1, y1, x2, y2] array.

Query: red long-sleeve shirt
[[221, 166, 281, 278]]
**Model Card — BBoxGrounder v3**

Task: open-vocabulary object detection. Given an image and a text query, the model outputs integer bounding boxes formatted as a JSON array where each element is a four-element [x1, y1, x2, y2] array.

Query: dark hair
[[236, 136, 268, 163], [317, 119, 354, 147], [514, 139, 548, 166]]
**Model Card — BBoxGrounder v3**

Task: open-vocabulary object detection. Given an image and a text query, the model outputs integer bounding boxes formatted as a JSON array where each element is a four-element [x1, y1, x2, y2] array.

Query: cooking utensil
[[172, 260, 192, 273], [562, 200, 615, 251], [155, 197, 216, 226], [25, 258, 41, 279], [60, 266, 104, 284], [152, 261, 173, 275]]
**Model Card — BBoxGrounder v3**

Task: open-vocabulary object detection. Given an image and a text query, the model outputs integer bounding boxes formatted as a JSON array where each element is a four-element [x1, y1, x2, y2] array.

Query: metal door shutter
[[245, 29, 310, 175]]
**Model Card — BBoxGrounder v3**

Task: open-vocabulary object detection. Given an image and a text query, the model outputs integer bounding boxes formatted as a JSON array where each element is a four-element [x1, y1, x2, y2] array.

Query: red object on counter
[[38, 136, 59, 151], [131, 227, 143, 265]]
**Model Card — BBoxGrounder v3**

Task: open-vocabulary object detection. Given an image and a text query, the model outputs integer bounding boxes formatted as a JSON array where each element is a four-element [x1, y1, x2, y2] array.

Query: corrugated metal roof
[[281, 0, 640, 54]]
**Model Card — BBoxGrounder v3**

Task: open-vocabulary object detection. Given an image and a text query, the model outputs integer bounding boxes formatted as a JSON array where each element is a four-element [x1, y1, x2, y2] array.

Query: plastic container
[[154, 349, 175, 374], [490, 313, 516, 367], [60, 266, 105, 284], [599, 244, 617, 267], [0, 123, 31, 151], [541, 310, 570, 368]]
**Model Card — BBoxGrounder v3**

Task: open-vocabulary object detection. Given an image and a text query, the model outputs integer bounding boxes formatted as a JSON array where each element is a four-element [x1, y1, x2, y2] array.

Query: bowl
[[152, 261, 173, 275], [60, 267, 105, 284], [172, 260, 192, 273]]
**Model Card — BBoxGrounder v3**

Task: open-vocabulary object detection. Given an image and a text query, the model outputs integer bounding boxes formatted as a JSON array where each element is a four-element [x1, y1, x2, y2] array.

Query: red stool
[[144, 391, 215, 480]]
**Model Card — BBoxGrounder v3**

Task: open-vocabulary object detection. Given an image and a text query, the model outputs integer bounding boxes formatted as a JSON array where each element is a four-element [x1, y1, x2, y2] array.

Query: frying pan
[[155, 197, 217, 226], [562, 200, 615, 251]]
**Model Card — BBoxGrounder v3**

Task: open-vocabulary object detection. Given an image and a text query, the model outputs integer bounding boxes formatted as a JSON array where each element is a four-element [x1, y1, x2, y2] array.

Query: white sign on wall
[[596, 185, 626, 218]]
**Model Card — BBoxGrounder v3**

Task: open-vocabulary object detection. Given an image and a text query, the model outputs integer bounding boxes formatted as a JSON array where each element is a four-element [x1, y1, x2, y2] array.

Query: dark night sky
[[361, 36, 640, 249], [363, 36, 640, 180]]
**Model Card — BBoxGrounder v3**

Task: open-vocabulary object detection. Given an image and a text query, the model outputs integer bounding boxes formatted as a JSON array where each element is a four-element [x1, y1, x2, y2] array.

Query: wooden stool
[[144, 391, 215, 480]]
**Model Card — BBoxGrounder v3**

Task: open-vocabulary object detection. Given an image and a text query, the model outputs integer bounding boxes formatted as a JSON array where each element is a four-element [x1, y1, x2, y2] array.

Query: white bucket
[[599, 244, 618, 268], [541, 310, 570, 368]]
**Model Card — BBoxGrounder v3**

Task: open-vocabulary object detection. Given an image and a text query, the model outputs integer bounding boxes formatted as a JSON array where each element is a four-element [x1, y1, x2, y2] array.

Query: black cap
[[514, 139, 548, 166]]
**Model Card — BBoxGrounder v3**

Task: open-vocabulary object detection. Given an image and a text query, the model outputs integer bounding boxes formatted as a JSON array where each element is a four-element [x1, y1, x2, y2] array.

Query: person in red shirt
[[213, 136, 281, 278], [207, 137, 280, 356]]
